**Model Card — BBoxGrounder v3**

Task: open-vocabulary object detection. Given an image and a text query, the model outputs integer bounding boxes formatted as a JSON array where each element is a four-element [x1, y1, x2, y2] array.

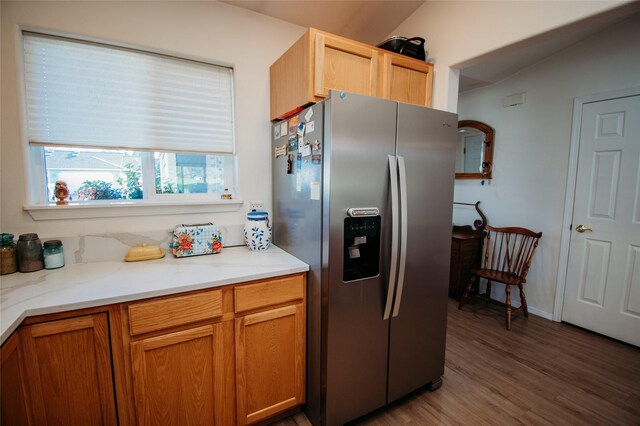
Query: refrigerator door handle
[[392, 156, 408, 317], [384, 155, 399, 320]]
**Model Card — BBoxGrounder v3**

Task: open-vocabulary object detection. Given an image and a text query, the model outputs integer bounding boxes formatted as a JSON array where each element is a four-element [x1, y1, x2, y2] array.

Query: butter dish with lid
[[124, 243, 165, 262]]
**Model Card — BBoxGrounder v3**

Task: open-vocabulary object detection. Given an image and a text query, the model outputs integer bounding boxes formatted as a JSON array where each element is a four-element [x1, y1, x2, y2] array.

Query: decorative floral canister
[[244, 211, 271, 251]]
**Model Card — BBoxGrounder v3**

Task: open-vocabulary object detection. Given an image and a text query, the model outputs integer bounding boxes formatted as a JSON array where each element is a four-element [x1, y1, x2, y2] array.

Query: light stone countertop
[[0, 245, 308, 345]]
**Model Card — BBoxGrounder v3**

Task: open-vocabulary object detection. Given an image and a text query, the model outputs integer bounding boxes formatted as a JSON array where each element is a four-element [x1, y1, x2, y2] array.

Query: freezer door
[[271, 104, 325, 426], [387, 103, 457, 402], [323, 92, 398, 425]]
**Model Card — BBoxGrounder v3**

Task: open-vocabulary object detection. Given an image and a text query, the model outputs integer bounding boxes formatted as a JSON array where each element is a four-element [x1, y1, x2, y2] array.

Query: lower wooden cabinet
[[130, 323, 226, 425], [1, 332, 31, 426], [235, 303, 305, 425], [20, 313, 118, 425], [0, 273, 306, 426]]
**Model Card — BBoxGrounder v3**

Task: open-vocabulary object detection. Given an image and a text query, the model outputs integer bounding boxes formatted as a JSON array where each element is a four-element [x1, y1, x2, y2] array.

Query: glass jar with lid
[[17, 233, 44, 272], [0, 233, 18, 275], [43, 240, 65, 269]]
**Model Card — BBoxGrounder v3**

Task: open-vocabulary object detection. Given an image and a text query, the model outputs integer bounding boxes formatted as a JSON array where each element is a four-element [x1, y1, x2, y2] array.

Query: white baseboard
[[527, 306, 553, 320], [482, 282, 554, 321]]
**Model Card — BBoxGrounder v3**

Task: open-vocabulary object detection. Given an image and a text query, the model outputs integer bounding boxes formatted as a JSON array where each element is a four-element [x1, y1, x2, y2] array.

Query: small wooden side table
[[449, 229, 484, 301]]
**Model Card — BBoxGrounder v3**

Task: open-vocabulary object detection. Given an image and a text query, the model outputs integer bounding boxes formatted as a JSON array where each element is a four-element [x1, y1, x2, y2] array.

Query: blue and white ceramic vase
[[244, 211, 271, 251]]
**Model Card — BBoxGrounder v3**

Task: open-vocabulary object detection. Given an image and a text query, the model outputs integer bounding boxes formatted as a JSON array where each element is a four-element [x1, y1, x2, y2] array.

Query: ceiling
[[222, 0, 640, 93], [220, 0, 425, 46]]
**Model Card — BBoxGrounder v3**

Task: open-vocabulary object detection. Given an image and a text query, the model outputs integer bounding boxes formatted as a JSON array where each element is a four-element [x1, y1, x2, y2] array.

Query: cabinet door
[[314, 31, 378, 98], [1, 332, 31, 425], [20, 313, 117, 425], [380, 53, 433, 107], [131, 324, 225, 425], [235, 304, 305, 425]]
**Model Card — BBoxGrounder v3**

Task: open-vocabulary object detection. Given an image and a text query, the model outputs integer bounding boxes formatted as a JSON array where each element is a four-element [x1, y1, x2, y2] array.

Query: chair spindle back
[[483, 225, 542, 278]]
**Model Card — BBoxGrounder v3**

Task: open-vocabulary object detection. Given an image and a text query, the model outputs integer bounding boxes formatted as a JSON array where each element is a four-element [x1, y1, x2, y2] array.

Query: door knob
[[576, 224, 593, 233]]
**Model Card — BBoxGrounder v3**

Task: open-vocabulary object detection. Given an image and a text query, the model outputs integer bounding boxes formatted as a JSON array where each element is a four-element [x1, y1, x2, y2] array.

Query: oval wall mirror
[[456, 120, 494, 179]]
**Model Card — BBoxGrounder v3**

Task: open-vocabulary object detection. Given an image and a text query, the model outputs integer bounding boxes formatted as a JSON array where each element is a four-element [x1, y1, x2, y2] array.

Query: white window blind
[[23, 33, 235, 154]]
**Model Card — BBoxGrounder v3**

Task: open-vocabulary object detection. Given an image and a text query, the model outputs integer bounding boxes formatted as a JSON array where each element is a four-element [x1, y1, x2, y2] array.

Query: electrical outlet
[[249, 200, 264, 211]]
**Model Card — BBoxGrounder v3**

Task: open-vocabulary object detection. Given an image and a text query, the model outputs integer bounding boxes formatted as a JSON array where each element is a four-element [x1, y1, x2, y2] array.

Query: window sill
[[24, 199, 244, 220]]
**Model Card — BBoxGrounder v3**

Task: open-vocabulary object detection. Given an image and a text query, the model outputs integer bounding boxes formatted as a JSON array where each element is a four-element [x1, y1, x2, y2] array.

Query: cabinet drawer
[[128, 289, 223, 336], [235, 275, 304, 313]]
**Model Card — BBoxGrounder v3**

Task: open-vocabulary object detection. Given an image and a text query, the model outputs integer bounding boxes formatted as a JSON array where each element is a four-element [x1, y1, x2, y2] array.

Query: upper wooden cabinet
[[270, 28, 433, 120], [380, 53, 433, 107], [313, 31, 378, 99]]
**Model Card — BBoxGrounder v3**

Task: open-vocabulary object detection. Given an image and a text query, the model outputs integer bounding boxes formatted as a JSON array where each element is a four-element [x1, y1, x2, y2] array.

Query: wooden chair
[[458, 225, 542, 330]]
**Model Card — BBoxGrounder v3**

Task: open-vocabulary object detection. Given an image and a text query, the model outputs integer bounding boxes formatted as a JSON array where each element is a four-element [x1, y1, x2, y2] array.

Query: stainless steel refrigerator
[[272, 91, 457, 425]]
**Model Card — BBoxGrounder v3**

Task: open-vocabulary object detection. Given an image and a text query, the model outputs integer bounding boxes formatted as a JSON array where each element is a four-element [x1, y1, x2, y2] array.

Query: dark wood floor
[[273, 299, 640, 425]]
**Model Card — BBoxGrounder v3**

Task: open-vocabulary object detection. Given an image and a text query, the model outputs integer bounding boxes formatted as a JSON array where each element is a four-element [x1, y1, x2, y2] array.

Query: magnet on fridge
[[297, 122, 305, 137], [287, 154, 293, 174], [288, 115, 299, 135], [288, 135, 298, 151], [274, 144, 287, 158], [296, 152, 302, 170], [312, 154, 321, 165], [300, 143, 312, 157], [306, 121, 315, 133], [312, 139, 321, 151], [304, 107, 313, 122]]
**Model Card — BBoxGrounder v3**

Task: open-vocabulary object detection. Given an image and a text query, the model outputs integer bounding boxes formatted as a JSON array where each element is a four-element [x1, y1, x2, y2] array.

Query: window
[[23, 32, 237, 205]]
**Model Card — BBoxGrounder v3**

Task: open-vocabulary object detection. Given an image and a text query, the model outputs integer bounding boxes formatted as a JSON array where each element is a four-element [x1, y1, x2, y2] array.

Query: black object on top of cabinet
[[377, 36, 426, 61]]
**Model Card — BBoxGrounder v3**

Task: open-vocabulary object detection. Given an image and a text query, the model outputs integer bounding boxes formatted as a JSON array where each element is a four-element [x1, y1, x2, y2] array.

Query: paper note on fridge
[[274, 144, 287, 158], [301, 144, 312, 157], [310, 181, 320, 200]]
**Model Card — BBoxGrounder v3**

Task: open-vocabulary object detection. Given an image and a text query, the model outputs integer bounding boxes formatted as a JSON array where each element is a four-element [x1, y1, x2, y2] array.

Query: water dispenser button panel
[[343, 215, 381, 282]]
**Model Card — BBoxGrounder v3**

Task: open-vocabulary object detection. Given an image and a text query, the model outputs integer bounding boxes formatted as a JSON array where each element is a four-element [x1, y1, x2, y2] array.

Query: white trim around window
[[24, 199, 243, 221]]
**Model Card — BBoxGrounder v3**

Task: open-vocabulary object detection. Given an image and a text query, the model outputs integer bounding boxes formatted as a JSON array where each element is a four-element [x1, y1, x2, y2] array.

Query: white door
[[562, 94, 640, 346]]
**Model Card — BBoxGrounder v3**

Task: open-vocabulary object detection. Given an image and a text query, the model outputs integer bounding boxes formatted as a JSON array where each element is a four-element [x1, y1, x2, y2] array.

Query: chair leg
[[518, 283, 529, 317], [458, 275, 477, 309], [505, 285, 512, 330], [485, 280, 492, 305]]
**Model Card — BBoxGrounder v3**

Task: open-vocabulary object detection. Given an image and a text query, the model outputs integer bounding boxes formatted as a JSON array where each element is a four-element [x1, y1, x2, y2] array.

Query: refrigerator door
[[387, 103, 457, 402], [323, 92, 398, 425]]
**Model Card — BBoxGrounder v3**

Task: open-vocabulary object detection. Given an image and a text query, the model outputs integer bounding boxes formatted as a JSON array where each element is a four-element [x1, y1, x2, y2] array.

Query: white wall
[[454, 12, 640, 316], [391, 0, 630, 111], [0, 1, 305, 239]]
